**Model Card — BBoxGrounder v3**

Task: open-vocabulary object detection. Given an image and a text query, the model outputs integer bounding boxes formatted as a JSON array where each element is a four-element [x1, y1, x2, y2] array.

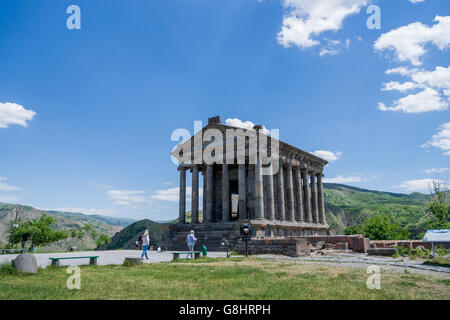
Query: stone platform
[[168, 220, 330, 251]]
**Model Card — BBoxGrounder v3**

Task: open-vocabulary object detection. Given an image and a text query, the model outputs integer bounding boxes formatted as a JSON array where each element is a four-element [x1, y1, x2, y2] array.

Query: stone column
[[255, 149, 264, 220], [238, 164, 247, 220], [205, 164, 214, 223], [302, 169, 312, 222], [222, 163, 230, 221], [178, 166, 186, 224], [310, 172, 319, 224], [286, 164, 295, 222], [264, 162, 275, 220], [317, 173, 326, 224], [294, 167, 304, 222], [202, 168, 206, 223], [191, 166, 199, 224], [277, 163, 285, 221]]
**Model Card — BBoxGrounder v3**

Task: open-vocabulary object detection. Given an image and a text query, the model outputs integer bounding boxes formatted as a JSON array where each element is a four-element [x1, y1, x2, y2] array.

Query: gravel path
[[254, 253, 450, 277], [2, 250, 448, 278]]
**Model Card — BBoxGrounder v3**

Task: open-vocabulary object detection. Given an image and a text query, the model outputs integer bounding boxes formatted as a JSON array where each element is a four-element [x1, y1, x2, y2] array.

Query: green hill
[[101, 219, 169, 250], [323, 183, 430, 237]]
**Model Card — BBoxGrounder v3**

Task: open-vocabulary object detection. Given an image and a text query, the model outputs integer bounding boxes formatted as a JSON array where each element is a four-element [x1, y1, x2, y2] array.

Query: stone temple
[[168, 116, 330, 251]]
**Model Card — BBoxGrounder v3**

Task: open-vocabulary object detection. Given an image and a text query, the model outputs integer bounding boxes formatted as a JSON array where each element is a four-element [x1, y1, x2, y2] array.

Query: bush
[[0, 263, 18, 275], [345, 214, 410, 240], [425, 181, 450, 229], [394, 246, 429, 258]]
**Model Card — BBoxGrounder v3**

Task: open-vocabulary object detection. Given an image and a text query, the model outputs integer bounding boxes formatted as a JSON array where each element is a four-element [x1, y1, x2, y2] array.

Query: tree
[[344, 225, 361, 236], [67, 223, 100, 249], [96, 234, 111, 248], [425, 181, 450, 229], [8, 214, 69, 248], [344, 214, 410, 240]]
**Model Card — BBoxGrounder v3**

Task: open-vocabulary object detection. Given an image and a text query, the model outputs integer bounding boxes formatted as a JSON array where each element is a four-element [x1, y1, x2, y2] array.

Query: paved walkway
[[0, 250, 227, 268], [255, 253, 450, 276], [2, 250, 448, 276]]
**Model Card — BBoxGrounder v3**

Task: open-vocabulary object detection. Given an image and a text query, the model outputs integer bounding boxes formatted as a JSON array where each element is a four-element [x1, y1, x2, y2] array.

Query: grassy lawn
[[0, 258, 449, 300], [424, 257, 450, 268]]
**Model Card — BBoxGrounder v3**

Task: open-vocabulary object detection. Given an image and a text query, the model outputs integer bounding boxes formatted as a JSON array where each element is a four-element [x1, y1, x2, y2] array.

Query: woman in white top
[[141, 230, 150, 260]]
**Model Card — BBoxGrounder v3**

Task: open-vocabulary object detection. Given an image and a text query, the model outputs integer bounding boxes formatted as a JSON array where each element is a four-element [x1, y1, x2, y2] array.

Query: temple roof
[[171, 116, 328, 168]]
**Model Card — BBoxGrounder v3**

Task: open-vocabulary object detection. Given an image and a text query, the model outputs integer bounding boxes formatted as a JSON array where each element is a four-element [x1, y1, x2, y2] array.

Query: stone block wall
[[234, 238, 309, 257], [292, 235, 370, 253]]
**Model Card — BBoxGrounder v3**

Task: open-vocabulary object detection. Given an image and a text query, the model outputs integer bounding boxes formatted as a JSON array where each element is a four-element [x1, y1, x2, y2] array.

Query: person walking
[[135, 239, 139, 250], [186, 230, 197, 259], [141, 230, 150, 260]]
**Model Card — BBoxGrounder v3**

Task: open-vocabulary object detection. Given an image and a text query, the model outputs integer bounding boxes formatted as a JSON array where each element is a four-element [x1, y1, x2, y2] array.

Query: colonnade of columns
[[178, 161, 326, 225]]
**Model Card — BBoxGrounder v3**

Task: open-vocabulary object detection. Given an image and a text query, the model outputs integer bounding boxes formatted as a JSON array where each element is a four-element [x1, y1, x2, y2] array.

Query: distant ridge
[[0, 203, 129, 250], [47, 210, 136, 227]]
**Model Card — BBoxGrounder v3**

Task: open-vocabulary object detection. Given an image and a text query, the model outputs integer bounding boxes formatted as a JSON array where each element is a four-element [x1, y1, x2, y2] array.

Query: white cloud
[[379, 65, 450, 113], [225, 118, 270, 135], [319, 38, 351, 56], [0, 102, 36, 128], [385, 67, 419, 76], [411, 65, 450, 96], [395, 178, 445, 192], [277, 0, 369, 50], [381, 81, 419, 92], [384, 65, 450, 94], [422, 122, 450, 156], [378, 88, 448, 113], [409, 0, 425, 3], [151, 186, 203, 202], [425, 168, 449, 174], [107, 190, 153, 206], [0, 177, 21, 191], [323, 175, 367, 183], [311, 150, 342, 162], [374, 16, 450, 66]]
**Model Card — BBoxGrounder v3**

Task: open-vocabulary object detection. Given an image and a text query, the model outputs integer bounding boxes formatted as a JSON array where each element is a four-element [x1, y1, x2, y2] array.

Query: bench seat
[[172, 251, 201, 261], [49, 256, 99, 266]]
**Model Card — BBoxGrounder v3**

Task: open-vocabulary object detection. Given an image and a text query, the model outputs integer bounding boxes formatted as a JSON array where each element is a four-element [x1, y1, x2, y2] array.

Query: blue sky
[[0, 0, 449, 220]]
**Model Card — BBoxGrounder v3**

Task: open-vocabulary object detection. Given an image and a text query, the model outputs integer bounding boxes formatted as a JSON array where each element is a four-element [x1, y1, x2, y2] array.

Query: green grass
[[0, 262, 18, 275], [0, 258, 448, 300], [423, 257, 450, 268]]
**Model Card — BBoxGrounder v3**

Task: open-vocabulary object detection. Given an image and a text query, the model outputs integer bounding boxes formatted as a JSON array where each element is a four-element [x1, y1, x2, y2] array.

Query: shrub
[[345, 214, 410, 240], [0, 263, 18, 275]]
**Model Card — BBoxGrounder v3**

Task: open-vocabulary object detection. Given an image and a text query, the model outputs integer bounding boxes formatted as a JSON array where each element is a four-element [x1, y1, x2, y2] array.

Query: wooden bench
[[49, 256, 99, 267], [172, 251, 201, 261]]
